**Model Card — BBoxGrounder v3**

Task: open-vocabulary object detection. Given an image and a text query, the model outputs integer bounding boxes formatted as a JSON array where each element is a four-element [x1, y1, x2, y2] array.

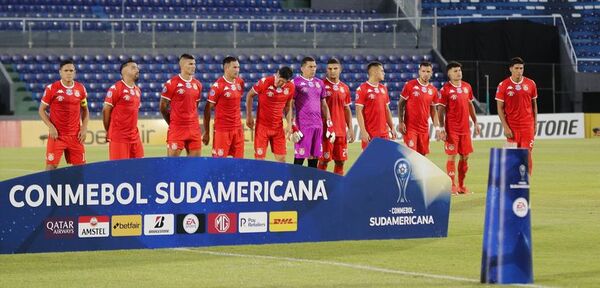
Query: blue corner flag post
[[481, 148, 533, 284]]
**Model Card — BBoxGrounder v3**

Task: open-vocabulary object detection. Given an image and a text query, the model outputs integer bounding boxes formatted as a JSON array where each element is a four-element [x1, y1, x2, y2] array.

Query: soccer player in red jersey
[[356, 61, 397, 150], [496, 57, 538, 174], [317, 58, 354, 175], [38, 59, 89, 170], [398, 61, 438, 156], [160, 54, 203, 157], [245, 67, 295, 162], [203, 56, 245, 158], [102, 58, 144, 160], [436, 61, 480, 194]]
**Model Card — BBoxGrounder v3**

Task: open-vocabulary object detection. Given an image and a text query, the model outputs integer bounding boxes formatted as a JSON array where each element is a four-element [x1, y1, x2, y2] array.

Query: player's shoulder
[[356, 82, 367, 91], [498, 77, 511, 86], [524, 77, 536, 86], [110, 81, 121, 90], [74, 81, 86, 89]]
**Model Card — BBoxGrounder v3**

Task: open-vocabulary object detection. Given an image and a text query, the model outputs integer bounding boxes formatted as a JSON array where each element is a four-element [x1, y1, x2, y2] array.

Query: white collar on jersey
[[325, 77, 340, 85], [178, 74, 193, 83], [222, 76, 235, 84], [366, 81, 380, 88], [121, 80, 136, 89], [510, 77, 524, 85], [299, 75, 314, 82], [449, 80, 462, 88], [416, 78, 430, 87], [60, 80, 75, 89]]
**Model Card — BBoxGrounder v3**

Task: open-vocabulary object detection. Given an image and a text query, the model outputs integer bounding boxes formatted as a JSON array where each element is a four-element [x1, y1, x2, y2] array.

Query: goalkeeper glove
[[325, 119, 336, 144]]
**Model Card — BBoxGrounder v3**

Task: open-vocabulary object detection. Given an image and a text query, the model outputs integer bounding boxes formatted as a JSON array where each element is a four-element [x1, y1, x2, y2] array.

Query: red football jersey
[[323, 78, 351, 137], [208, 76, 245, 131], [104, 80, 141, 143], [252, 75, 295, 130], [495, 77, 538, 131], [355, 81, 390, 137], [437, 81, 474, 135], [400, 79, 437, 134], [161, 74, 202, 127], [41, 80, 88, 136]]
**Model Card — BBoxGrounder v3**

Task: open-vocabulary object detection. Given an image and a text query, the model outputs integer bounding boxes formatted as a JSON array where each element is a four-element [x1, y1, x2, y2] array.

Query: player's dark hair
[[277, 66, 293, 80], [120, 58, 136, 74], [222, 56, 238, 68], [179, 53, 195, 61], [510, 57, 524, 67], [301, 56, 316, 66], [59, 59, 74, 69], [327, 57, 341, 65], [419, 61, 432, 68], [446, 61, 462, 72], [367, 61, 383, 72], [593, 127, 600, 133]]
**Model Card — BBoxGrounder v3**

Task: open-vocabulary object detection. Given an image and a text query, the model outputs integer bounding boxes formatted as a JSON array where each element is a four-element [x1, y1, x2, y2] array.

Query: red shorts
[[444, 133, 473, 156], [254, 125, 286, 159], [508, 128, 535, 151], [109, 139, 144, 160], [403, 130, 430, 155], [361, 134, 390, 150], [213, 128, 244, 158], [46, 135, 85, 166], [167, 126, 202, 152], [321, 136, 348, 161]]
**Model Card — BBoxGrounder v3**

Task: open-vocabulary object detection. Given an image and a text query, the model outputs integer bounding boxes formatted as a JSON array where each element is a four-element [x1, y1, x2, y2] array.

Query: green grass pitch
[[1, 138, 599, 287]]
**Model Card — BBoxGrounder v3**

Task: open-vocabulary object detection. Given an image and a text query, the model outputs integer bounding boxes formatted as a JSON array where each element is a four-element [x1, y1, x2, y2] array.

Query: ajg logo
[[393, 158, 411, 203]]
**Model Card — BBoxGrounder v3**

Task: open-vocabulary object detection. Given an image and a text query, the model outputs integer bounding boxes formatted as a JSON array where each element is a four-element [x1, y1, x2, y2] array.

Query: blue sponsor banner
[[481, 148, 533, 284], [0, 139, 451, 254]]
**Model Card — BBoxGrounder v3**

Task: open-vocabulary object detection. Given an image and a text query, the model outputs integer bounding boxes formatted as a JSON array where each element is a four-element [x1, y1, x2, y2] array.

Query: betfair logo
[[111, 215, 142, 237], [269, 211, 298, 232]]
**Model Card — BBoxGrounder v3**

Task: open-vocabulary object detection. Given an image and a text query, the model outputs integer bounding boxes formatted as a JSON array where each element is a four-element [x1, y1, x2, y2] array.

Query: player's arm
[[356, 105, 370, 142], [38, 102, 58, 140], [430, 104, 439, 128], [397, 97, 407, 134], [159, 98, 170, 125], [468, 101, 480, 136], [532, 98, 538, 135], [79, 99, 89, 143], [102, 104, 112, 132], [284, 98, 293, 136], [385, 104, 397, 139], [245, 88, 257, 129], [321, 99, 331, 122], [344, 104, 354, 142], [495, 83, 512, 138], [203, 102, 214, 145], [436, 105, 447, 141], [496, 101, 512, 138]]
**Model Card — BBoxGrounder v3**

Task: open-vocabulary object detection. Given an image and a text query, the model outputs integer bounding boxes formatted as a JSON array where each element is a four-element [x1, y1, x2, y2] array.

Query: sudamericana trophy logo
[[393, 158, 411, 203]]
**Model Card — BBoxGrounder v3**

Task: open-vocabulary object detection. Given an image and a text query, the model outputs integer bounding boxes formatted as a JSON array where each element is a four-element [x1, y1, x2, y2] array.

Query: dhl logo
[[272, 218, 295, 225], [269, 211, 297, 232]]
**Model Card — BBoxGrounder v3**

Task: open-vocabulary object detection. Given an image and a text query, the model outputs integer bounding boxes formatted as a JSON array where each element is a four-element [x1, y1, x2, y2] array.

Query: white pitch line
[[174, 248, 555, 288]]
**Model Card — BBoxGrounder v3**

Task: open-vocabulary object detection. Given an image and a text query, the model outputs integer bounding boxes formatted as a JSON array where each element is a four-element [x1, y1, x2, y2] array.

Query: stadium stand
[[0, 52, 444, 117], [421, 0, 600, 72]]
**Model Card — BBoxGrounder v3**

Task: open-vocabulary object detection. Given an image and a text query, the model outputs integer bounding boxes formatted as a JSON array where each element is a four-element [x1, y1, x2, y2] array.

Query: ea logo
[[512, 197, 529, 218]]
